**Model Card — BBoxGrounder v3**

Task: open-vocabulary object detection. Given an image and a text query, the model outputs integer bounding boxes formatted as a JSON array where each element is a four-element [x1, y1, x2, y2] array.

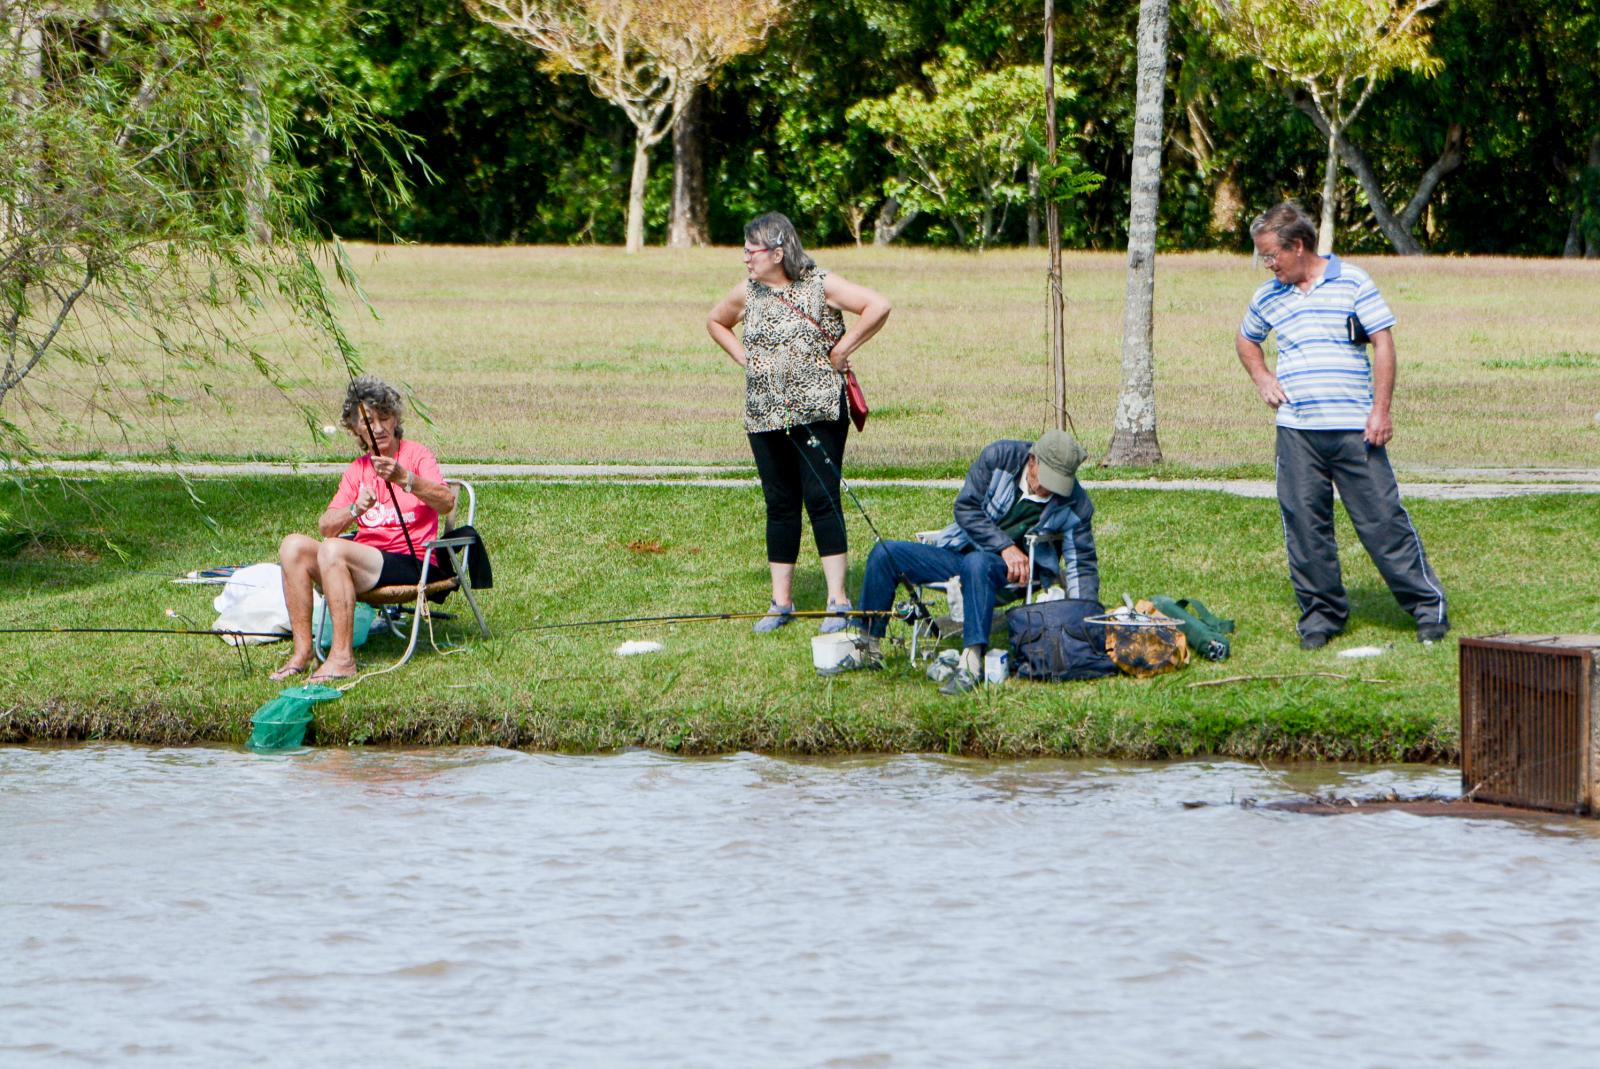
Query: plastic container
[[984, 648, 1010, 684], [811, 633, 861, 675]]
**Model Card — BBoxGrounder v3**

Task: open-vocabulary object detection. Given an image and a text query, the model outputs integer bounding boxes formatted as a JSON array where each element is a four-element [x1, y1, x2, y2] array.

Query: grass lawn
[[16, 245, 1600, 473], [5, 475, 1595, 761]]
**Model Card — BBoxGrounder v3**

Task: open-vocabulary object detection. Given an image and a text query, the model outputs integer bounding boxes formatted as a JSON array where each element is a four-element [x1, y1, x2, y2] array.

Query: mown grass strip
[[5, 476, 1595, 760]]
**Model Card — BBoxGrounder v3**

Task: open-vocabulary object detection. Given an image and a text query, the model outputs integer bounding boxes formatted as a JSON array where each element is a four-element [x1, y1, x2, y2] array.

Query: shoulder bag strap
[[770, 289, 843, 346]]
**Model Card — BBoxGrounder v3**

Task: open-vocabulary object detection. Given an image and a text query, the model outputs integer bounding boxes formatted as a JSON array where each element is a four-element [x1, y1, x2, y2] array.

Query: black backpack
[[1004, 598, 1118, 682]]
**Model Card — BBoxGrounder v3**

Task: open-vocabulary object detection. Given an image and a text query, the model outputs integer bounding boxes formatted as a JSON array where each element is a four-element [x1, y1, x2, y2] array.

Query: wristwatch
[[348, 503, 362, 518], [404, 470, 416, 493]]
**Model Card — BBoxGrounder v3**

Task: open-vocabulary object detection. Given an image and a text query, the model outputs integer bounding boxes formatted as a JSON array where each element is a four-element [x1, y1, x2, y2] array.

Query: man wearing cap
[[846, 431, 1099, 694]]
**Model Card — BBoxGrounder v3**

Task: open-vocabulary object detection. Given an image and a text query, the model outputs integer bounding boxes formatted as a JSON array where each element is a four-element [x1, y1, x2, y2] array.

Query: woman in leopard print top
[[707, 212, 892, 634]]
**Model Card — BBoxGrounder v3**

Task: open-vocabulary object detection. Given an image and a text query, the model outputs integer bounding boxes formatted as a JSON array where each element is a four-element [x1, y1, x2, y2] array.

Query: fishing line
[[0, 626, 289, 638], [0, 625, 283, 674], [785, 422, 932, 628], [354, 399, 418, 561], [333, 375, 432, 692], [765, 287, 932, 629], [514, 608, 899, 636]]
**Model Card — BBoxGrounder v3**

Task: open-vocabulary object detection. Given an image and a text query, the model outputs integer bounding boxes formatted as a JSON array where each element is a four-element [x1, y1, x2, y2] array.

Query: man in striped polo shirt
[[1235, 201, 1449, 650]]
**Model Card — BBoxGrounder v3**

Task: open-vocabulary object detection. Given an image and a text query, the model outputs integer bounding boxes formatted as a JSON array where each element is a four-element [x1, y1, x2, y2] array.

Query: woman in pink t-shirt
[[271, 376, 456, 683]]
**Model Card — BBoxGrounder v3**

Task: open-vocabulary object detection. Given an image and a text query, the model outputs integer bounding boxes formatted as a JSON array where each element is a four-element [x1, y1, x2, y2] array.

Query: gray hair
[[1249, 201, 1318, 253], [744, 211, 816, 281], [341, 375, 404, 439]]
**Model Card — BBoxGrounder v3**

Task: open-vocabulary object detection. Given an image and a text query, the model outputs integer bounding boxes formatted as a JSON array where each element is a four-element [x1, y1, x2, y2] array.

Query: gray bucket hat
[[1029, 430, 1088, 496]]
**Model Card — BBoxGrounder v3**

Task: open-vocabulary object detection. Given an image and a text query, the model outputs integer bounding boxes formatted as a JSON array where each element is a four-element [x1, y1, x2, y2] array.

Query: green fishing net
[[247, 684, 342, 752]]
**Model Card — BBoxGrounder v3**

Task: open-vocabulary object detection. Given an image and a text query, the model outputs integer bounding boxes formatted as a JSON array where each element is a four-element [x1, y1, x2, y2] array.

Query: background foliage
[[299, 0, 1598, 254]]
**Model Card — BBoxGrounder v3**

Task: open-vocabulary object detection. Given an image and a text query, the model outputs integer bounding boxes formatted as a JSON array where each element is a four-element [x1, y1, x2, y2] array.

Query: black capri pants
[[747, 404, 850, 564]]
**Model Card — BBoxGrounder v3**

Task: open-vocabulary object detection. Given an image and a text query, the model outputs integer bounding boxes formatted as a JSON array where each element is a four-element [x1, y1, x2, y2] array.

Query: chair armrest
[[425, 535, 476, 551], [915, 529, 945, 545]]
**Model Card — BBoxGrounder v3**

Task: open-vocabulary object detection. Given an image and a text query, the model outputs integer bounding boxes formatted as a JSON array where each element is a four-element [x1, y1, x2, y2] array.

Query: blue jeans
[[856, 540, 1012, 649]]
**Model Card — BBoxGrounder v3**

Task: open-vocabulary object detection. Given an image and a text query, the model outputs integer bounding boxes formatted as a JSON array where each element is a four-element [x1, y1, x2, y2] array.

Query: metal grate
[[1460, 637, 1599, 815]]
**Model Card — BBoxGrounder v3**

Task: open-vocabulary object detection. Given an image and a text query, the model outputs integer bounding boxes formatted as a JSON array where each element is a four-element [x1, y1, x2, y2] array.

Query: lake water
[[3, 745, 1598, 1068]]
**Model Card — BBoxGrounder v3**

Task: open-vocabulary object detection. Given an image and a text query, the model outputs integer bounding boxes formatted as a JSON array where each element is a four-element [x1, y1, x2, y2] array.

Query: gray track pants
[[1276, 427, 1448, 638]]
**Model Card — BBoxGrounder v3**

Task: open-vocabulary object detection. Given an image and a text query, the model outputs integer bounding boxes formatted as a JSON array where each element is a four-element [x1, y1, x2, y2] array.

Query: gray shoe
[[818, 600, 852, 634], [938, 667, 981, 696], [753, 602, 794, 633], [1417, 622, 1450, 644]]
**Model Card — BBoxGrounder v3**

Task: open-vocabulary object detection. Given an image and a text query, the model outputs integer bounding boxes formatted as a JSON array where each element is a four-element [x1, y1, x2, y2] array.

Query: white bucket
[[812, 633, 861, 674], [984, 648, 1010, 684]]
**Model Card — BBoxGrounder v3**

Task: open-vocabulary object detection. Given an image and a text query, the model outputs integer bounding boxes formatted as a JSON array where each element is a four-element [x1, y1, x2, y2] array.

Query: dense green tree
[[1200, 0, 1446, 254], [1, 0, 409, 464], [468, 0, 789, 253], [299, 0, 628, 244], [281, 0, 1597, 256], [851, 47, 1078, 248]]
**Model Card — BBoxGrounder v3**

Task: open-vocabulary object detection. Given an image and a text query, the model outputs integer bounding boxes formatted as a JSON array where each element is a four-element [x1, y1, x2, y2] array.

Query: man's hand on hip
[[1254, 374, 1288, 409], [1001, 545, 1029, 585]]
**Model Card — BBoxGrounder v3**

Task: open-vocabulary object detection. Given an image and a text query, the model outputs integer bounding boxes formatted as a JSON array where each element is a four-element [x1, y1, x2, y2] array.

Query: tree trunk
[[872, 196, 917, 245], [1044, 0, 1066, 432], [1210, 168, 1244, 240], [1294, 95, 1461, 256], [1566, 134, 1600, 259], [668, 88, 708, 248], [1105, 0, 1168, 468], [843, 203, 867, 246], [241, 73, 273, 245], [1026, 162, 1040, 248], [5, 18, 43, 242], [1318, 126, 1339, 255], [626, 127, 650, 253]]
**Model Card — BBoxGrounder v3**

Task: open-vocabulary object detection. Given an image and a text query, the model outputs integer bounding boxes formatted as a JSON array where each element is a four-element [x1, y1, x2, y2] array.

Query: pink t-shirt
[[328, 439, 444, 559]]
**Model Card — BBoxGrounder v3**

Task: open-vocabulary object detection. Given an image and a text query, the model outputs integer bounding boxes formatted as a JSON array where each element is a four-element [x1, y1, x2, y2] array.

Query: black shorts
[[371, 550, 451, 589]]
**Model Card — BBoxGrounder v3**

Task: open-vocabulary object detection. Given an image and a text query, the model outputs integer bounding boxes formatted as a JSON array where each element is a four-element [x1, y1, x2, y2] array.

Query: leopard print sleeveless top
[[742, 269, 846, 433]]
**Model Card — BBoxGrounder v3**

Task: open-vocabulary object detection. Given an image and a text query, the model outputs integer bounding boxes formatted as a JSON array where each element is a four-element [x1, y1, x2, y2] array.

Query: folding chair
[[907, 529, 1062, 663], [317, 478, 489, 670]]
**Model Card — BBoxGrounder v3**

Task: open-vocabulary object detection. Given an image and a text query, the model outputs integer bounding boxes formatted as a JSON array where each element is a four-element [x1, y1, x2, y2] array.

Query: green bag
[[313, 600, 375, 653], [1149, 596, 1234, 662], [247, 684, 342, 752]]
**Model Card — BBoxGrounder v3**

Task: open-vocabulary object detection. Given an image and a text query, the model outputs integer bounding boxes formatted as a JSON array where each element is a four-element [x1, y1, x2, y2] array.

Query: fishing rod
[[0, 626, 288, 639], [355, 399, 419, 561], [518, 608, 900, 635], [0, 626, 285, 675], [763, 290, 934, 632], [786, 423, 933, 628]]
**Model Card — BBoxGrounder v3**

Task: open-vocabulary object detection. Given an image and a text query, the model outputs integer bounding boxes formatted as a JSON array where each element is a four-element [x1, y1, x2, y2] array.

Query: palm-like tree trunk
[[1105, 0, 1168, 467]]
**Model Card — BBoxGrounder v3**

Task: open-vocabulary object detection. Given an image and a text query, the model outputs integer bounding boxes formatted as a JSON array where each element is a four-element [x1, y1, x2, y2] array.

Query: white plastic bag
[[211, 562, 307, 645], [945, 575, 964, 624]]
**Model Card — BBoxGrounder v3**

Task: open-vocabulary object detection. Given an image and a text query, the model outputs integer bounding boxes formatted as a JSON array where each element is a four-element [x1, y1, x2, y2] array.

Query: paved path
[[25, 460, 1600, 500]]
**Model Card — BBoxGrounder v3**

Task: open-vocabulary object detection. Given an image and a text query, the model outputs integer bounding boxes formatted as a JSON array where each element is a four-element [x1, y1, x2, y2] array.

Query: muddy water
[[3, 746, 1598, 1068]]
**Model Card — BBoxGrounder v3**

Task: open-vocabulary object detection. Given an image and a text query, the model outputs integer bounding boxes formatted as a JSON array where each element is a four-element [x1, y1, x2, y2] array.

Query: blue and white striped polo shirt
[[1239, 255, 1396, 431]]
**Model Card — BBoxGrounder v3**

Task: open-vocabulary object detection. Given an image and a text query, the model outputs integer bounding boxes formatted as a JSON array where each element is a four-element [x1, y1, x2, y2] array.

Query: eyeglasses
[[1259, 246, 1288, 266], [742, 245, 776, 258]]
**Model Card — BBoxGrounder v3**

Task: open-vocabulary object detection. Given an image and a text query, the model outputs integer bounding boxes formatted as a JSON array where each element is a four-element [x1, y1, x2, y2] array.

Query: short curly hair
[[341, 375, 404, 439]]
